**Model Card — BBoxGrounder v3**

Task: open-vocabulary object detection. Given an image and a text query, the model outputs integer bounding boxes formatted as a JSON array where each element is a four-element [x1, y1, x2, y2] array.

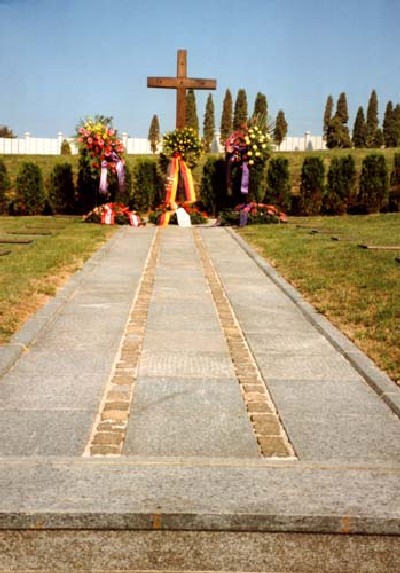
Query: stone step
[[1, 458, 399, 572]]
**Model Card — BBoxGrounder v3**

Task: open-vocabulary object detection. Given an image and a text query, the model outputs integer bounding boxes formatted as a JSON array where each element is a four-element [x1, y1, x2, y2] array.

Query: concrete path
[[0, 224, 399, 572]]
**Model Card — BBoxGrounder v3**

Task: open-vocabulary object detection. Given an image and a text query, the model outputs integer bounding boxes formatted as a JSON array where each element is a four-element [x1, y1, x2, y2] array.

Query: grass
[[238, 213, 400, 385], [0, 216, 118, 343]]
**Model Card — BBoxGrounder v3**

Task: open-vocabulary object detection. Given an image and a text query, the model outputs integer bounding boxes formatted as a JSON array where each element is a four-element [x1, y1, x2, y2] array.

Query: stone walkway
[[0, 225, 399, 572]]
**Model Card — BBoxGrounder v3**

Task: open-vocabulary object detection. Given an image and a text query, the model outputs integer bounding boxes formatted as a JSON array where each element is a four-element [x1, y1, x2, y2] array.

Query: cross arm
[[147, 77, 216, 90]]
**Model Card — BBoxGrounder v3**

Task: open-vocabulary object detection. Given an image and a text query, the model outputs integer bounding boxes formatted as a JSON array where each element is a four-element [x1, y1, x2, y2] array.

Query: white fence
[[0, 132, 152, 155], [0, 131, 326, 155]]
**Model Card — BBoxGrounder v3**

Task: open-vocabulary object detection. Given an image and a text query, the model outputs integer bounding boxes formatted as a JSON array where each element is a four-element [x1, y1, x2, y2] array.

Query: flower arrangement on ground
[[83, 202, 140, 226], [217, 202, 287, 226], [148, 201, 208, 226]]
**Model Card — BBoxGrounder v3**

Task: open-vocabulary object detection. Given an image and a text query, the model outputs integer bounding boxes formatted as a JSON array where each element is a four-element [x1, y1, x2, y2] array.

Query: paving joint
[[193, 229, 296, 459], [83, 229, 161, 457]]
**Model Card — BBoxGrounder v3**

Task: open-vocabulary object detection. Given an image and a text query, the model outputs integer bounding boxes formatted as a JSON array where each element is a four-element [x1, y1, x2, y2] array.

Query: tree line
[[324, 90, 400, 149], [148, 89, 288, 153]]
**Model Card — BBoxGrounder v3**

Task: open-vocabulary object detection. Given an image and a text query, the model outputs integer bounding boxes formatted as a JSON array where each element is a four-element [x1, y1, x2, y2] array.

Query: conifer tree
[[366, 89, 379, 147], [323, 95, 334, 138], [148, 114, 160, 154], [203, 93, 215, 152], [326, 93, 351, 148], [336, 92, 349, 124], [252, 92, 268, 132], [382, 101, 400, 147], [273, 110, 288, 149], [233, 89, 248, 130], [186, 89, 199, 136], [394, 105, 400, 147], [352, 106, 367, 148], [220, 89, 233, 144]]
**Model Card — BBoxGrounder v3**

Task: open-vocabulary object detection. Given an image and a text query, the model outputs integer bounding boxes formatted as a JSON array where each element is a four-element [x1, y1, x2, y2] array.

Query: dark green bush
[[132, 159, 163, 212], [299, 156, 325, 215], [0, 159, 11, 214], [15, 161, 45, 215], [200, 157, 226, 215], [49, 162, 75, 214], [388, 153, 400, 212], [323, 154, 357, 215], [357, 154, 389, 214], [76, 149, 99, 214], [265, 157, 291, 212]]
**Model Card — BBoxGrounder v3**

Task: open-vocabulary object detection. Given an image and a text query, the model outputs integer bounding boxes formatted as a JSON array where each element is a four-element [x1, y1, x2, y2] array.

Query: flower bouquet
[[76, 115, 125, 196], [162, 127, 202, 168], [225, 117, 272, 197]]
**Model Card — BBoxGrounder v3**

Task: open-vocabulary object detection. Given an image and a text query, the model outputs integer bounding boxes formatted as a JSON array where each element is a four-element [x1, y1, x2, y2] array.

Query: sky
[[1, 0, 399, 140]]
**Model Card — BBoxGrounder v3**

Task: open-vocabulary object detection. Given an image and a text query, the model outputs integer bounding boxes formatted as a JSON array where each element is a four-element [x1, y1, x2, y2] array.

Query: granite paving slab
[[123, 377, 260, 458], [0, 411, 94, 456]]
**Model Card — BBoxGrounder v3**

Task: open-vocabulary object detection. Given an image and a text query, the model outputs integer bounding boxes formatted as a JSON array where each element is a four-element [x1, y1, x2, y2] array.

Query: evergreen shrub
[[0, 159, 11, 213], [265, 157, 291, 212], [49, 162, 75, 214], [357, 154, 389, 213], [15, 161, 45, 215], [200, 157, 226, 215], [388, 153, 400, 212], [132, 159, 163, 212], [323, 155, 356, 215], [299, 157, 325, 215]]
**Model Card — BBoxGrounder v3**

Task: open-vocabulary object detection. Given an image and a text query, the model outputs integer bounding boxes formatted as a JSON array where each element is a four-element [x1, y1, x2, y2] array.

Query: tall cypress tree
[[185, 89, 199, 136], [220, 89, 233, 144], [323, 95, 334, 138], [336, 92, 349, 124], [394, 105, 400, 147], [252, 92, 268, 132], [382, 101, 398, 147], [352, 106, 367, 148], [273, 110, 288, 148], [366, 89, 379, 147], [148, 114, 160, 153], [233, 89, 248, 130], [203, 93, 215, 152]]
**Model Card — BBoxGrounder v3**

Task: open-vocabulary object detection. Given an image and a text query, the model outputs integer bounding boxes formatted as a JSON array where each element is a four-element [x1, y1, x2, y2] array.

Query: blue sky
[[1, 0, 399, 139]]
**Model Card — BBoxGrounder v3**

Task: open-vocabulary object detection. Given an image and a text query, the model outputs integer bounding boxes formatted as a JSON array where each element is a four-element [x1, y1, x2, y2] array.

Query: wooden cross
[[147, 49, 217, 129]]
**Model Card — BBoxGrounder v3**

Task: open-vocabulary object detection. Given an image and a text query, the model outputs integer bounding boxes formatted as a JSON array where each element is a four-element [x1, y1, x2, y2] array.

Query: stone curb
[[227, 227, 400, 419], [0, 228, 125, 379]]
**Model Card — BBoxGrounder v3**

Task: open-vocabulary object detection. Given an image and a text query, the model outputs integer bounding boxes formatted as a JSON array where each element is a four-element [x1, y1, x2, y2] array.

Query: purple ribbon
[[116, 159, 125, 191], [240, 161, 249, 194], [99, 161, 108, 194]]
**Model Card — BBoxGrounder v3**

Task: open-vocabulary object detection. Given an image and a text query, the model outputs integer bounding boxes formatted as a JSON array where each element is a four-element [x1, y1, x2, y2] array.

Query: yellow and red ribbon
[[159, 155, 195, 226]]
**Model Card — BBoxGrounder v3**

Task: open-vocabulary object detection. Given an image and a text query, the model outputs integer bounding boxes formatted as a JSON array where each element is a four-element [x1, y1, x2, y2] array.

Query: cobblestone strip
[[83, 229, 161, 457], [194, 229, 296, 459]]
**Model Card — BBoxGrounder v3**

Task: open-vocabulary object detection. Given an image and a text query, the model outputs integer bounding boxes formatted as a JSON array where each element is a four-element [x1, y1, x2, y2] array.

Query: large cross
[[147, 49, 217, 130]]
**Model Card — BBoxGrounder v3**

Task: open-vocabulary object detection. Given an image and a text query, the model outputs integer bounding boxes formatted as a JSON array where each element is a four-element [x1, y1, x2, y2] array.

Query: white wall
[[0, 131, 326, 155], [0, 132, 152, 155]]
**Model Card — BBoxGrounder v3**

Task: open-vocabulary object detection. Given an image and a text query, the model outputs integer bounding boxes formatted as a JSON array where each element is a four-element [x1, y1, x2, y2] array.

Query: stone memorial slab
[[138, 349, 234, 378]]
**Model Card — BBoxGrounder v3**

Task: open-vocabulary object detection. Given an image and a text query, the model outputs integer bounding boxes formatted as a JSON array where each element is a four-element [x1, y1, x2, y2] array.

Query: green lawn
[[0, 216, 118, 342], [239, 213, 400, 385]]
